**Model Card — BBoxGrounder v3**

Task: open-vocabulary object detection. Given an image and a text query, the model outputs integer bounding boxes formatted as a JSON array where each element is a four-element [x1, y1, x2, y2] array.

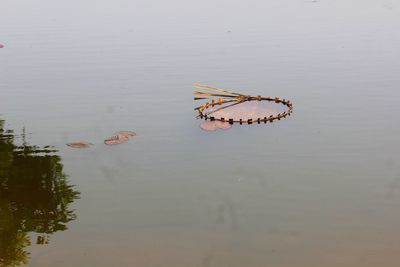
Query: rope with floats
[[193, 84, 293, 124]]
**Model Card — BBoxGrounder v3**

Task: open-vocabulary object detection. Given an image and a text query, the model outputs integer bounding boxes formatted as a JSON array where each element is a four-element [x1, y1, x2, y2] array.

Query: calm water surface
[[1, 0, 400, 266]]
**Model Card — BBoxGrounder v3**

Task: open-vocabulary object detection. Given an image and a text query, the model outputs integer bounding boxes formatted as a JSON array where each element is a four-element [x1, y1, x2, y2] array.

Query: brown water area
[[1, 0, 400, 266]]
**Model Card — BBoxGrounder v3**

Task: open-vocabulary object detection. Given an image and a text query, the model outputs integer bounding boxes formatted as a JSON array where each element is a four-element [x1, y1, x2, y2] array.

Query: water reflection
[[0, 119, 79, 267]]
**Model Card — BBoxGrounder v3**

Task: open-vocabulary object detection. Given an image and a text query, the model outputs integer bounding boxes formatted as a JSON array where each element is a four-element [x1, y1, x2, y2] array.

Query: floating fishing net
[[194, 84, 293, 125], [104, 130, 136, 145], [66, 142, 94, 148], [66, 130, 136, 147]]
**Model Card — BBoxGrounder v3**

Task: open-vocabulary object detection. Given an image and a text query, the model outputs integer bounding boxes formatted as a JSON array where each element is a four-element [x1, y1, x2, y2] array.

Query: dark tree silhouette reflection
[[0, 119, 80, 267]]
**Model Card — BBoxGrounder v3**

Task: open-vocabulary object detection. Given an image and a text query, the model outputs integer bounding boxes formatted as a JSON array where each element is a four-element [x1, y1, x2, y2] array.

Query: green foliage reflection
[[0, 119, 79, 267]]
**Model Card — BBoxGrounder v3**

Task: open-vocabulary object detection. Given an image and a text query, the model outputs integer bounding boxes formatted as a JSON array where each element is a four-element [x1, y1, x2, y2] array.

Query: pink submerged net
[[202, 100, 287, 121], [193, 84, 293, 130]]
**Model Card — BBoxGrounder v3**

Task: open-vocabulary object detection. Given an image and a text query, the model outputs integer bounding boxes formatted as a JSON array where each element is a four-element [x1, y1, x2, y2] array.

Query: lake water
[[1, 0, 400, 266]]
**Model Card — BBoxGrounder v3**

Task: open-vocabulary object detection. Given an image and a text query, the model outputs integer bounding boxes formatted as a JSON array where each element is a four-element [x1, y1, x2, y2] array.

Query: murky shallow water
[[1, 0, 400, 266]]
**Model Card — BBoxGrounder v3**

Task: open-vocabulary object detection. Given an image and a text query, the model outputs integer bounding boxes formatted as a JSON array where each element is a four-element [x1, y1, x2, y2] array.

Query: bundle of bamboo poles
[[193, 84, 293, 124]]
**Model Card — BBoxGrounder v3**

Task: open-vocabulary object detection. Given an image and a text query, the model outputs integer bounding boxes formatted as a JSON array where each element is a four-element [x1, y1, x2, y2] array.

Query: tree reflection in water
[[0, 119, 80, 267]]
